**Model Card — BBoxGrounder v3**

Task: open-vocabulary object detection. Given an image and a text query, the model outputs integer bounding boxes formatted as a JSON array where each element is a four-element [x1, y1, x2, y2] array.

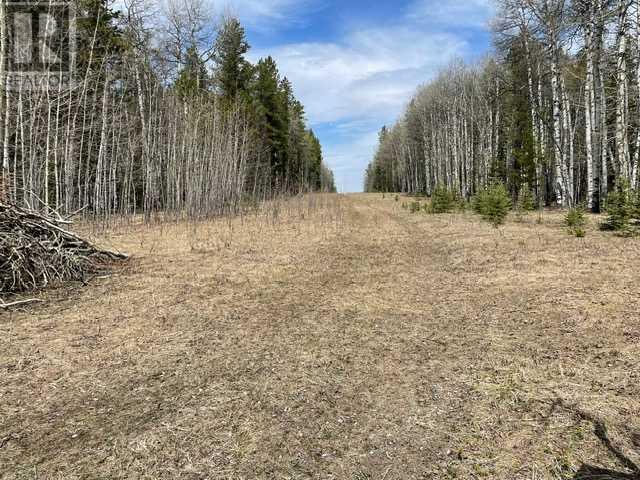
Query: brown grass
[[1, 193, 639, 479]]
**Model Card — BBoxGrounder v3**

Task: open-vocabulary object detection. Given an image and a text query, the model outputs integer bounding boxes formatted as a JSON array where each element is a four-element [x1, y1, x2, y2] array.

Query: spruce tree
[[174, 46, 209, 99], [253, 57, 289, 184], [473, 182, 512, 227], [306, 131, 323, 190], [518, 184, 537, 212], [212, 17, 252, 102], [429, 184, 455, 213], [601, 178, 638, 235], [76, 0, 124, 74]]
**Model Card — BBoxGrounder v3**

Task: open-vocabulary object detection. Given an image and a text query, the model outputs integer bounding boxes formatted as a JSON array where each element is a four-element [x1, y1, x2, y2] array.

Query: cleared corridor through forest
[[1, 194, 639, 479]]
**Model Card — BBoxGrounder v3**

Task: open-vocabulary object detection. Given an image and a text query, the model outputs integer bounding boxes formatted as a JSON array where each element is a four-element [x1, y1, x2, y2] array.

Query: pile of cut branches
[[0, 202, 127, 302]]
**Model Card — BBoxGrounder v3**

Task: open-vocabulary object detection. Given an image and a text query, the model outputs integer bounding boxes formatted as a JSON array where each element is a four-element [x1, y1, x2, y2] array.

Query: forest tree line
[[0, 0, 336, 221], [365, 0, 640, 210]]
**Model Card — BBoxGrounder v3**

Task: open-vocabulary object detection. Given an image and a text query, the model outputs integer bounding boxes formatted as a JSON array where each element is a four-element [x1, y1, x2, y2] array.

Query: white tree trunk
[[561, 76, 574, 206], [551, 54, 566, 206], [616, 0, 631, 181], [0, 0, 7, 196], [633, 0, 640, 188], [599, 23, 609, 199], [585, 8, 596, 208]]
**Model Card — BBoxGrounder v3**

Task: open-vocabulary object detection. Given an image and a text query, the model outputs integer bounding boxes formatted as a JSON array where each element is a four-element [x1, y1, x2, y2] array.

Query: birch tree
[[0, 0, 335, 221], [0, 0, 7, 196], [615, 0, 632, 181], [366, 0, 640, 210]]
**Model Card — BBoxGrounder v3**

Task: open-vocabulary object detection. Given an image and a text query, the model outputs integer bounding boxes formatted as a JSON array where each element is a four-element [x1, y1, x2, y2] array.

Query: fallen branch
[[0, 201, 128, 293], [0, 298, 43, 309]]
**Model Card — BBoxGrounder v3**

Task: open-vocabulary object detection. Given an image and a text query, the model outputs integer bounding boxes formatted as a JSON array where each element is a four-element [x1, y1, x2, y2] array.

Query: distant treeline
[[365, 0, 640, 209], [0, 0, 336, 220]]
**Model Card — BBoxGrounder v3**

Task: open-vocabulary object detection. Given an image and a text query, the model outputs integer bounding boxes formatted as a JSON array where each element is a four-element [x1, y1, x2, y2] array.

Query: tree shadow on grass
[[549, 398, 640, 480], [573, 465, 638, 480]]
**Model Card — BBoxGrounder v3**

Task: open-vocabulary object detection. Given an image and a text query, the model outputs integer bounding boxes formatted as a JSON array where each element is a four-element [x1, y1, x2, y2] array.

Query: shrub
[[471, 189, 487, 215], [453, 190, 469, 211], [409, 201, 421, 213], [565, 207, 586, 237], [601, 178, 639, 235], [429, 184, 456, 214], [395, 195, 399, 202], [472, 182, 512, 227], [565, 207, 585, 228], [241, 193, 260, 211], [518, 184, 537, 212]]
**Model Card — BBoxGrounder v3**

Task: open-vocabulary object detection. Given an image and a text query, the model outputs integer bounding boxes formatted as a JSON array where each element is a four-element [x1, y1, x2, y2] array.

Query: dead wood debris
[[0, 202, 128, 297]]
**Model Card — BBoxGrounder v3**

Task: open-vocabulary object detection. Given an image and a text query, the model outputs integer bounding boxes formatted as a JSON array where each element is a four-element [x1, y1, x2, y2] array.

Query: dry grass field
[[1, 193, 639, 479]]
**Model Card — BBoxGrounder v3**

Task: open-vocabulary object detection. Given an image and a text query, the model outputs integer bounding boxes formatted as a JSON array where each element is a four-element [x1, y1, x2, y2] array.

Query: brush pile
[[0, 201, 127, 296]]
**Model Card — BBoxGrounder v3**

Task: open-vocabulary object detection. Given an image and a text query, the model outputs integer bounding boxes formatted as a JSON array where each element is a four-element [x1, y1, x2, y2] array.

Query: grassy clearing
[[1, 194, 639, 479]]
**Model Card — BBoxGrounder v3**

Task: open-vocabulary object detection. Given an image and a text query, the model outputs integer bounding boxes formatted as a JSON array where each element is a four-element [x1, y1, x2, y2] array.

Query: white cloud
[[114, 0, 492, 192], [118, 0, 320, 33], [248, 21, 470, 192], [140, 0, 490, 192], [406, 0, 495, 28], [213, 0, 322, 29], [249, 27, 465, 124]]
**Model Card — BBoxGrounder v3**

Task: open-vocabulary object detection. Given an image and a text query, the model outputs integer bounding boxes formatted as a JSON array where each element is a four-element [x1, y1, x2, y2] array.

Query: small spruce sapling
[[472, 182, 511, 227], [601, 178, 638, 236], [429, 184, 456, 214], [518, 184, 537, 212], [565, 207, 586, 237]]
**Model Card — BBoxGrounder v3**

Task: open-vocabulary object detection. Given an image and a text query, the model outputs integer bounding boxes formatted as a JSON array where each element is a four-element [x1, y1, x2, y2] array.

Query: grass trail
[[1, 194, 639, 479]]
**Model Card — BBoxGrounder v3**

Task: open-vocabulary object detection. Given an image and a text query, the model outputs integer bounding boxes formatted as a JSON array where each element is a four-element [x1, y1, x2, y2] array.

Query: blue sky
[[221, 0, 496, 192]]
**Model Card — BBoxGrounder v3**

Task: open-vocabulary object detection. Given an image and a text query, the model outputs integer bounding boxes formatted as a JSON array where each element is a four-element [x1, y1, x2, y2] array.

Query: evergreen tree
[[503, 41, 538, 194], [472, 182, 512, 227], [518, 184, 537, 212], [429, 184, 456, 213], [253, 57, 289, 184], [601, 178, 639, 235], [212, 17, 252, 102], [75, 0, 125, 74], [306, 130, 323, 190], [174, 45, 209, 98]]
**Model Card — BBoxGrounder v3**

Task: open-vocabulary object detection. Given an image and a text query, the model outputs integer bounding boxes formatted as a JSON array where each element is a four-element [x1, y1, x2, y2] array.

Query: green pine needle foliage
[[429, 184, 456, 214], [601, 178, 640, 236], [565, 207, 586, 237], [472, 182, 512, 227], [518, 184, 537, 212]]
